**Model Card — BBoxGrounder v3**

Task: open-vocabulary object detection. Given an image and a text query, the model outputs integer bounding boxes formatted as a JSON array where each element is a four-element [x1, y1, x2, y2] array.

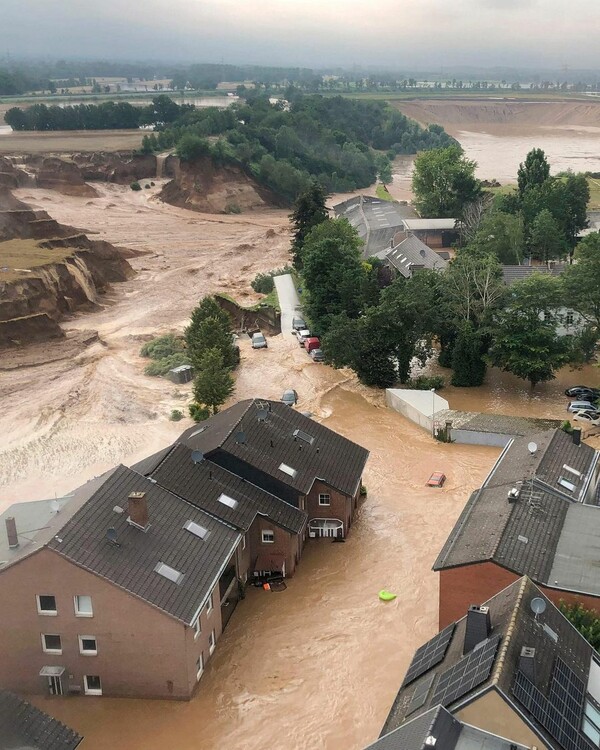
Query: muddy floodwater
[[3, 181, 599, 748]]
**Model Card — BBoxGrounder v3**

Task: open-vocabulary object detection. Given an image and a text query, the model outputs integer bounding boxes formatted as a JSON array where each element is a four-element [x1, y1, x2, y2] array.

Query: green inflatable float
[[378, 590, 397, 601]]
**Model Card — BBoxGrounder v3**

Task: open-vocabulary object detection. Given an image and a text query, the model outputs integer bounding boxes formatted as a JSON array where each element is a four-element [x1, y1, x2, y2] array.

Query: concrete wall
[[0, 548, 211, 699], [457, 690, 550, 750], [385, 389, 448, 434], [451, 429, 514, 447]]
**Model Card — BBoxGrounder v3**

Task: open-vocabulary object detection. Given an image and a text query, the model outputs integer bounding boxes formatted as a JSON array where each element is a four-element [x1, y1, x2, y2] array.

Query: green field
[[0, 240, 74, 283]]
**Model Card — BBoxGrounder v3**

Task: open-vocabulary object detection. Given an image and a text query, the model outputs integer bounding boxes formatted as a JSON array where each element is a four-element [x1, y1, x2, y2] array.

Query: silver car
[[567, 400, 594, 413], [251, 332, 268, 349]]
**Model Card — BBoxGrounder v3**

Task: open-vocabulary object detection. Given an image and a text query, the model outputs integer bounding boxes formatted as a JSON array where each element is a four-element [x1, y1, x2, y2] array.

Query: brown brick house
[[0, 466, 242, 700], [176, 399, 369, 540], [434, 429, 600, 628], [375, 576, 600, 750]]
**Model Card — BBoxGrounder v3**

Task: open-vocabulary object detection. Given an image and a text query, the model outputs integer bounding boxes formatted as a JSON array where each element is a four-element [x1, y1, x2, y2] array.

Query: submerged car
[[426, 471, 446, 488], [573, 410, 600, 425], [251, 332, 268, 349], [565, 386, 600, 399], [310, 348, 325, 362], [567, 400, 595, 413], [280, 389, 298, 406]]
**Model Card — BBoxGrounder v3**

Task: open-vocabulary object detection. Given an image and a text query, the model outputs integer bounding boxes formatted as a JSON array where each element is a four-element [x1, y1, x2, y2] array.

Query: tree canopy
[[412, 145, 481, 218], [289, 181, 329, 269]]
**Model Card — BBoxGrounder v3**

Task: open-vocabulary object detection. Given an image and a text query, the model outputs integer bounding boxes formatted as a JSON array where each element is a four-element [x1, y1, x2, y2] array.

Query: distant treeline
[[4, 95, 191, 131], [146, 92, 456, 201]]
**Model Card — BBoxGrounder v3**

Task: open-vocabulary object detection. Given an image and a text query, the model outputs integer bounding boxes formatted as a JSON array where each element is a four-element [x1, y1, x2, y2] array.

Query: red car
[[426, 471, 446, 488], [304, 337, 321, 354]]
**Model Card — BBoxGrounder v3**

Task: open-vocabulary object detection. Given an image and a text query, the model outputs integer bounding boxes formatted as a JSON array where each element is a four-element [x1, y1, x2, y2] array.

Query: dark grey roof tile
[[0, 690, 82, 750]]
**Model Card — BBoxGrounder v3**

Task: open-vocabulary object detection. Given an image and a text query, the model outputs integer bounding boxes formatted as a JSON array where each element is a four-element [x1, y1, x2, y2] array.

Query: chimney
[[5, 517, 18, 549], [128, 492, 149, 530], [463, 604, 491, 654], [572, 428, 581, 447], [519, 646, 536, 682]]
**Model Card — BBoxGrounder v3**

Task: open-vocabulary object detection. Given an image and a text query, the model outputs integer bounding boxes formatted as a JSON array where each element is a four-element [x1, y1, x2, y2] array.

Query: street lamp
[[431, 388, 436, 438]]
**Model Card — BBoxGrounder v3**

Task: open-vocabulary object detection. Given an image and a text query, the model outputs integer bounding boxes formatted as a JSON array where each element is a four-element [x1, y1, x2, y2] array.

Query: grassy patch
[[484, 183, 517, 197], [261, 287, 280, 311], [0, 239, 74, 282], [375, 183, 395, 202], [587, 177, 600, 210]]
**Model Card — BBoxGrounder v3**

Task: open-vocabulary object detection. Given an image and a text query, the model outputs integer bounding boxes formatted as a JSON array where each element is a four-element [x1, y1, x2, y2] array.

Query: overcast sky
[[2, 0, 599, 71]]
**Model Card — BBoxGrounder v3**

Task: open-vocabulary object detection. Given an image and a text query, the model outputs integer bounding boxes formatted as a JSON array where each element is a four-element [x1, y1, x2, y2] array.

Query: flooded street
[[2, 149, 599, 747]]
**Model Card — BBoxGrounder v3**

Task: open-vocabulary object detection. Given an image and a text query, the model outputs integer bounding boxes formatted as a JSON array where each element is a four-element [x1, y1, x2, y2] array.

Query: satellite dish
[[528, 442, 538, 455], [530, 597, 547, 616], [257, 409, 269, 422], [106, 527, 120, 546], [235, 431, 246, 444], [50, 500, 60, 513], [191, 450, 204, 464]]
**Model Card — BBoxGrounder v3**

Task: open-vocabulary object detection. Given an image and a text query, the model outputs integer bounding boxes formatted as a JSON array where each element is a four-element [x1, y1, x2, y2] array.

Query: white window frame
[[36, 594, 57, 616], [262, 530, 275, 544], [196, 653, 204, 681], [206, 593, 213, 615], [318, 493, 331, 506], [41, 633, 62, 655], [78, 635, 98, 656], [84, 674, 102, 696], [209, 629, 216, 655], [194, 616, 201, 639], [74, 595, 93, 618]]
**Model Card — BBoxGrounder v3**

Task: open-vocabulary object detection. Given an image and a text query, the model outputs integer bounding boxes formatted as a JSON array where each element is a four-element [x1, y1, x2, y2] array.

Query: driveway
[[274, 273, 302, 340]]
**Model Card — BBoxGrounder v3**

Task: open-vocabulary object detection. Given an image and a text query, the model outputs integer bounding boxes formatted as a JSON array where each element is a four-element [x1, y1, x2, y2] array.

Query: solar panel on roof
[[402, 623, 456, 687], [407, 672, 436, 715], [430, 635, 501, 707]]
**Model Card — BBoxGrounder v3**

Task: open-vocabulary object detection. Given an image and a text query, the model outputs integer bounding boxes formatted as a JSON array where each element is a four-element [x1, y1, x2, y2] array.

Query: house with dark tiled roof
[[0, 690, 83, 749], [0, 466, 243, 700], [176, 399, 369, 540], [377, 234, 449, 279], [433, 429, 600, 628], [375, 576, 600, 750]]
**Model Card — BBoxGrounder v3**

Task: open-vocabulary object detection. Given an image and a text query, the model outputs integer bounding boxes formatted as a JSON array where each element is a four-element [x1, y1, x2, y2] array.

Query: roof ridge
[[490, 576, 528, 685]]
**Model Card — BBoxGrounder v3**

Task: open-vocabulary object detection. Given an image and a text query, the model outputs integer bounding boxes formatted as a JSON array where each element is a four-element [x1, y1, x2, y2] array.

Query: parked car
[[426, 471, 446, 488], [573, 410, 600, 425], [565, 386, 600, 399], [251, 332, 268, 349], [280, 389, 298, 406], [304, 337, 321, 354], [297, 329, 311, 346], [291, 317, 306, 332], [567, 400, 595, 413], [310, 348, 325, 362]]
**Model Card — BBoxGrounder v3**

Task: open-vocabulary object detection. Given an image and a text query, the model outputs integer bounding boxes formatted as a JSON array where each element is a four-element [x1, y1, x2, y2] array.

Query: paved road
[[274, 274, 302, 340]]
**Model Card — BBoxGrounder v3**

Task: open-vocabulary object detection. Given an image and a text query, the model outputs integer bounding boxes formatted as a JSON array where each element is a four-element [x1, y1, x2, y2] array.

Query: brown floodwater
[[4, 181, 599, 749]]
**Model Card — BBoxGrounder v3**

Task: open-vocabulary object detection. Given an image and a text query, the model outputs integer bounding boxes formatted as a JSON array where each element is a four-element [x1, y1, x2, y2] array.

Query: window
[[41, 634, 62, 654], [36, 595, 57, 616], [278, 463, 297, 478], [154, 562, 185, 584], [262, 530, 275, 544], [74, 595, 93, 617], [196, 654, 204, 681], [209, 630, 216, 655], [318, 493, 331, 506], [583, 699, 600, 746], [194, 616, 201, 639], [183, 520, 210, 540], [566, 310, 575, 326], [79, 636, 98, 655], [206, 593, 213, 615], [84, 675, 102, 696]]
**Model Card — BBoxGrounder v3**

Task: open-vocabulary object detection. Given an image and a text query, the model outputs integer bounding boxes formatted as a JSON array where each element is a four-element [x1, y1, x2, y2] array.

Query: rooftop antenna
[[191, 451, 205, 464], [527, 442, 538, 455], [106, 527, 120, 547], [50, 500, 60, 514], [530, 597, 546, 622]]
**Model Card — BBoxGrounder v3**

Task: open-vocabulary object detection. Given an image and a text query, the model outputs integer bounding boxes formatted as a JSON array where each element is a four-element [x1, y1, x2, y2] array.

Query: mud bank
[[0, 187, 133, 346]]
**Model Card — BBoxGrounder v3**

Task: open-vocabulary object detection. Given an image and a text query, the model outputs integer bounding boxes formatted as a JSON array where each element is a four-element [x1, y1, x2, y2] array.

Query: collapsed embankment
[[0, 187, 133, 346]]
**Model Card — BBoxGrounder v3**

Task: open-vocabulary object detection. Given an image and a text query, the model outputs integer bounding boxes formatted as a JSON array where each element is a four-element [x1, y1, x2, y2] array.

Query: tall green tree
[[289, 181, 329, 269], [185, 296, 237, 370], [562, 233, 600, 334], [302, 218, 366, 333], [470, 211, 524, 264], [487, 274, 570, 387], [412, 145, 481, 218], [529, 209, 567, 262], [451, 322, 487, 387], [191, 348, 235, 415], [517, 148, 550, 196]]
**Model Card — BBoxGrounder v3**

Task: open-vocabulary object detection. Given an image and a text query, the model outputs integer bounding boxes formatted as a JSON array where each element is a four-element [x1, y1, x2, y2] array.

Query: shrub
[[141, 334, 185, 360], [170, 409, 184, 421], [251, 266, 294, 294], [561, 420, 573, 434], [406, 375, 445, 390], [189, 403, 210, 422], [130, 181, 142, 191], [224, 202, 242, 214], [144, 184, 151, 189], [144, 352, 191, 377], [150, 181, 155, 186]]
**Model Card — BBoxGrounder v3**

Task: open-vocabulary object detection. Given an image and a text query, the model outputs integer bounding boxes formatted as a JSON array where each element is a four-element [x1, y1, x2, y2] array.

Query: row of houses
[[370, 428, 600, 750], [0, 399, 368, 701]]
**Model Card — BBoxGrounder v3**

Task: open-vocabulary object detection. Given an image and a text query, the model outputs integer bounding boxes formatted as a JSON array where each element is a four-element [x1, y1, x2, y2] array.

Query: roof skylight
[[293, 429, 314, 445], [279, 463, 297, 478], [183, 520, 210, 540], [563, 464, 582, 479], [154, 562, 185, 584], [217, 493, 238, 509], [558, 477, 576, 492]]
